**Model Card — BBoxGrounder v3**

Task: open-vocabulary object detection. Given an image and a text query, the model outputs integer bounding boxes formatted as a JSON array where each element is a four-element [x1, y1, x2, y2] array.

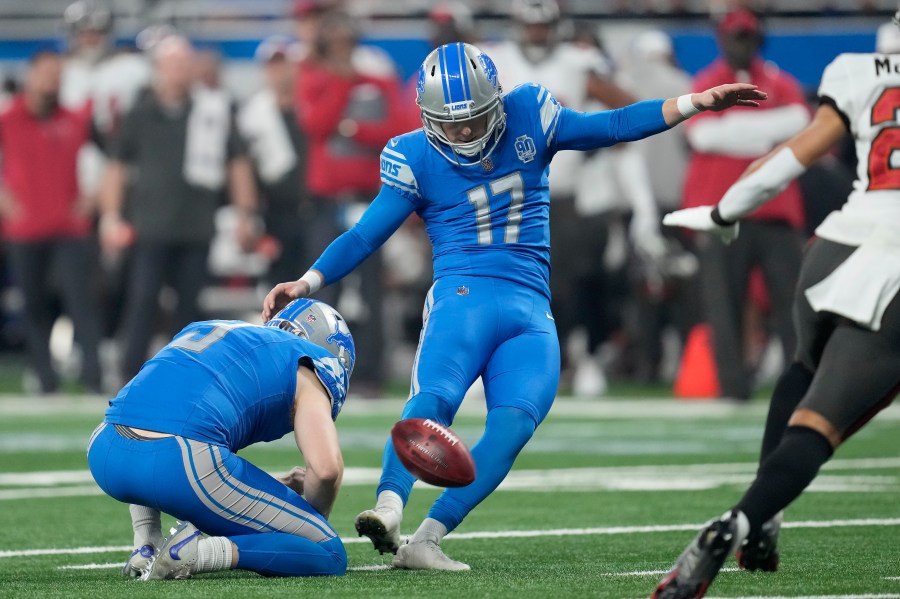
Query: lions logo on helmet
[[265, 299, 356, 377], [416, 42, 507, 166]]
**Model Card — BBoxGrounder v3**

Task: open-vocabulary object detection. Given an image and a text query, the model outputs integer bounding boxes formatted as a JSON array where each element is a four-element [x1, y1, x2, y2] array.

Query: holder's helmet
[[416, 42, 506, 166], [265, 298, 355, 377]]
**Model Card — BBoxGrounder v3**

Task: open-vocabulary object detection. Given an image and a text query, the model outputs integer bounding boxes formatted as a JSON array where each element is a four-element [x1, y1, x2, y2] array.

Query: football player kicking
[[653, 18, 900, 599], [87, 299, 354, 580], [262, 42, 764, 571]]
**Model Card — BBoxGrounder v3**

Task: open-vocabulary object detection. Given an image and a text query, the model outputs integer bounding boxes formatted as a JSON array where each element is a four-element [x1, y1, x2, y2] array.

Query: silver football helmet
[[416, 42, 506, 166], [265, 298, 356, 377]]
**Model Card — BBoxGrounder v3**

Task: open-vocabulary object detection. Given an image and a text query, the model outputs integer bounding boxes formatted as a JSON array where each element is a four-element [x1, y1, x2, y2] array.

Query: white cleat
[[142, 521, 202, 580], [355, 508, 402, 555], [122, 544, 156, 578], [392, 540, 470, 572]]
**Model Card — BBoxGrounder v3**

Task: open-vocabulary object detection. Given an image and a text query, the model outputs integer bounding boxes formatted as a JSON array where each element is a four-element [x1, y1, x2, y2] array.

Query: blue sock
[[427, 406, 536, 532], [231, 533, 346, 577], [376, 392, 455, 503]]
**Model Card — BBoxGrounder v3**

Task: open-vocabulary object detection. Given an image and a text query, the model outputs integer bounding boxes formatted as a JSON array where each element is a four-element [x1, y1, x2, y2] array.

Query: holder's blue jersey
[[104, 321, 349, 452], [310, 84, 666, 299]]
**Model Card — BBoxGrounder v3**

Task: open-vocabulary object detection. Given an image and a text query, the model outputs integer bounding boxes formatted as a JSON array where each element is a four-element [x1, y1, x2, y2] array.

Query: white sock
[[375, 490, 404, 518], [196, 536, 233, 573], [129, 504, 163, 548], [411, 517, 448, 545]]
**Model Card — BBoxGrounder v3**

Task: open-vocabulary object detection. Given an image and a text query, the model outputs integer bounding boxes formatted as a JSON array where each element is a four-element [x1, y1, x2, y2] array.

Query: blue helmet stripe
[[438, 45, 451, 104], [458, 42, 471, 101], [441, 43, 467, 105]]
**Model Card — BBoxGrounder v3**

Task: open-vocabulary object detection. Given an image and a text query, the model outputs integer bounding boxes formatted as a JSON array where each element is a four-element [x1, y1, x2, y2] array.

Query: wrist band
[[677, 94, 701, 118], [710, 206, 737, 227], [299, 271, 324, 294]]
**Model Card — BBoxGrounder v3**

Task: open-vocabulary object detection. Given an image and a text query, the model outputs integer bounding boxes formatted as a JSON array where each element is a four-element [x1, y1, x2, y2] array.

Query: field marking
[[2, 396, 898, 423], [56, 562, 393, 573], [6, 517, 900, 560], [605, 567, 739, 577], [3, 456, 898, 500]]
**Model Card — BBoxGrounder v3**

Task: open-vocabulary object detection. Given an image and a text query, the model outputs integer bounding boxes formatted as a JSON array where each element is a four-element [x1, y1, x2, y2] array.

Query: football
[[390, 418, 476, 487]]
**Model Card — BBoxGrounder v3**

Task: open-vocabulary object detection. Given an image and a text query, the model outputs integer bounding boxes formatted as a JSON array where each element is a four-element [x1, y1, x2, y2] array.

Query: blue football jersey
[[104, 321, 348, 451], [380, 83, 562, 298]]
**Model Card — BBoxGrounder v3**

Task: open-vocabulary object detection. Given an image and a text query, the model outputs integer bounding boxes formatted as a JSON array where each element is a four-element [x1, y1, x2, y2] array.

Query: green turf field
[[1, 395, 898, 598]]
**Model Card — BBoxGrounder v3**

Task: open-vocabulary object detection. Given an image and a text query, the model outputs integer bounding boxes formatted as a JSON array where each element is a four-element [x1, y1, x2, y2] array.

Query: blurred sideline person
[[88, 299, 353, 579], [616, 30, 698, 383], [0, 50, 104, 393], [654, 18, 900, 599], [486, 0, 666, 395], [239, 36, 312, 287], [290, 0, 395, 78], [60, 0, 151, 356], [99, 36, 257, 382], [682, 8, 810, 401], [60, 0, 151, 198], [262, 42, 766, 570], [295, 8, 406, 394]]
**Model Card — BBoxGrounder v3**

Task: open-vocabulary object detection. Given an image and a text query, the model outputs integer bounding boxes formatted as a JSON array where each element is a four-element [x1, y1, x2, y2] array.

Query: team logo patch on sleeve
[[515, 135, 536, 164]]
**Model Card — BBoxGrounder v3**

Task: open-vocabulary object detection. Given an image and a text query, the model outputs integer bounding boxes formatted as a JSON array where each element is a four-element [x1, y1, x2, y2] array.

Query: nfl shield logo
[[306, 314, 317, 323], [515, 135, 536, 164], [481, 157, 494, 172], [457, 286, 469, 296]]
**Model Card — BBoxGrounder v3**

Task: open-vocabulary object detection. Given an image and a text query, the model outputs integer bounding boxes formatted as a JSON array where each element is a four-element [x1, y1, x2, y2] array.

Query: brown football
[[390, 418, 476, 487]]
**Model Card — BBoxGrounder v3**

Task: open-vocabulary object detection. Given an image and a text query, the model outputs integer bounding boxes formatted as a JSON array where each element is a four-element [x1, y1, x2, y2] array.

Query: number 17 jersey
[[380, 83, 562, 299]]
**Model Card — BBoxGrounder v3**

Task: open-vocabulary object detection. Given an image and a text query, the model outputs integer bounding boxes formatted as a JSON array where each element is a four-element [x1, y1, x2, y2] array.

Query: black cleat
[[737, 513, 781, 572], [652, 510, 749, 599]]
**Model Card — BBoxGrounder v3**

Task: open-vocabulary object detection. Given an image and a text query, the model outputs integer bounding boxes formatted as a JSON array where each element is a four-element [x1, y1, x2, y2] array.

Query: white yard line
[[5, 517, 898, 560], [4, 455, 898, 490], [57, 562, 394, 572], [2, 396, 898, 421], [606, 567, 739, 577]]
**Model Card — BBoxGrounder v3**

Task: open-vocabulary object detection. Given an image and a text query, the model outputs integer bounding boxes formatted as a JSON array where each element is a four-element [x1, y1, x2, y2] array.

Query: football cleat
[[737, 512, 782, 572], [355, 508, 402, 555], [652, 510, 749, 599], [392, 539, 470, 572], [142, 521, 202, 580], [122, 544, 156, 578]]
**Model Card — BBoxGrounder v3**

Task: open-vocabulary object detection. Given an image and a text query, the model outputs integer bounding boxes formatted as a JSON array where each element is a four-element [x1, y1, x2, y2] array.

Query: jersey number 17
[[467, 172, 525, 245]]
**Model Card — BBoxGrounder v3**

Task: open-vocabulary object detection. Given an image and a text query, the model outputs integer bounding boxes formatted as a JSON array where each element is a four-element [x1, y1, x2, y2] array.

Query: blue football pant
[[377, 276, 559, 532], [88, 423, 346, 577]]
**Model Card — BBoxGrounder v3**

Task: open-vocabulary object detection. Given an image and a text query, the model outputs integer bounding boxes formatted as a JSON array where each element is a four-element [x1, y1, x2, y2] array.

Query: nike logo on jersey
[[545, 311, 555, 321]]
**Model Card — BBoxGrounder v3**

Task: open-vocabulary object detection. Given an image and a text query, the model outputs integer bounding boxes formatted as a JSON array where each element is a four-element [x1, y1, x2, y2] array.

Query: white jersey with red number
[[815, 52, 900, 245], [485, 41, 610, 198]]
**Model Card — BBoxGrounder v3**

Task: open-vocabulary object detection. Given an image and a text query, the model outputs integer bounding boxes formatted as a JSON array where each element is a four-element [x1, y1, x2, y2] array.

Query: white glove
[[662, 205, 739, 245]]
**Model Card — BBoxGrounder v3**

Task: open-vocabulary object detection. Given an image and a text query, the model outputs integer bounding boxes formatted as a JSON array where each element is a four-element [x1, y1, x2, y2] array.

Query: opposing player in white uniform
[[653, 17, 900, 599]]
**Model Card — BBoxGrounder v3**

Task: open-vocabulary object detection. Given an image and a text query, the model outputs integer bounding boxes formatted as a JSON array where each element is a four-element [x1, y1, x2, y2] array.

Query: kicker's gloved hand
[[662, 205, 740, 245]]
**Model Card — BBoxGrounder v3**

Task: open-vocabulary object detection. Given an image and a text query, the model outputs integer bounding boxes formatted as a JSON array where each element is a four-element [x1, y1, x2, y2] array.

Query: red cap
[[718, 9, 762, 37]]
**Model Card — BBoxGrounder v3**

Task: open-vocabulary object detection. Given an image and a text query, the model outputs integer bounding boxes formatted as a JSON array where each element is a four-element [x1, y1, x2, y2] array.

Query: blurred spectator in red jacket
[[294, 8, 406, 394], [0, 50, 104, 393], [681, 9, 810, 400]]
